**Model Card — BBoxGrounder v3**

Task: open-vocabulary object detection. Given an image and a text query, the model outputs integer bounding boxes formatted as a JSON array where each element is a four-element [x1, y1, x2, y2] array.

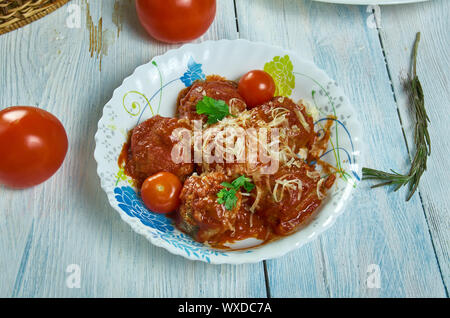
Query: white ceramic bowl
[[94, 40, 362, 264]]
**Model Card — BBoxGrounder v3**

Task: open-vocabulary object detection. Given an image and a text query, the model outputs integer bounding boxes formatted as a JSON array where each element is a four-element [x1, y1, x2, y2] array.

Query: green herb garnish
[[196, 96, 232, 124], [229, 175, 255, 192], [362, 32, 430, 201], [217, 187, 238, 211], [217, 175, 255, 210]]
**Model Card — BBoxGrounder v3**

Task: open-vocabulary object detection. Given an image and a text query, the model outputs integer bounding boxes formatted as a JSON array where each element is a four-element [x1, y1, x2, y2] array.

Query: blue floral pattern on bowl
[[156, 232, 229, 263], [180, 56, 206, 87], [114, 186, 174, 233], [114, 185, 229, 262]]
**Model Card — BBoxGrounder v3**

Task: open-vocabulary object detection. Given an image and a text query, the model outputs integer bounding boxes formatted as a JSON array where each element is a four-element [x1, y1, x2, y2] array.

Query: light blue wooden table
[[0, 0, 448, 297]]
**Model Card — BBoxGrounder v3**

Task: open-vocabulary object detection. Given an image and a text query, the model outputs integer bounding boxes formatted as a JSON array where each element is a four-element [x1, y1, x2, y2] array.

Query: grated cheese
[[316, 178, 325, 200], [294, 109, 311, 132], [272, 175, 303, 203], [250, 185, 263, 213], [306, 170, 321, 181]]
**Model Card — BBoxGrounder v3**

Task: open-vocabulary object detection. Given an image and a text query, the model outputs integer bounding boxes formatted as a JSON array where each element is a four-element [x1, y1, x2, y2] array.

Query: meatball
[[177, 76, 247, 122], [255, 163, 335, 236], [252, 96, 316, 153], [125, 115, 194, 186], [177, 172, 266, 245]]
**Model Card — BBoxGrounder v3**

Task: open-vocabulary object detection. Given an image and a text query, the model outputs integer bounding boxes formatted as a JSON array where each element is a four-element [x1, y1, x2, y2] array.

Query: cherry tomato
[[136, 0, 216, 43], [0, 106, 68, 189], [238, 70, 276, 108], [141, 172, 182, 213]]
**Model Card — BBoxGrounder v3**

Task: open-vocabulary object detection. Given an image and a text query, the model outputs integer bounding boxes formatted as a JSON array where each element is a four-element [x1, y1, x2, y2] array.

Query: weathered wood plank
[[377, 0, 449, 292], [0, 0, 266, 297], [235, 0, 446, 297], [1, 0, 447, 298]]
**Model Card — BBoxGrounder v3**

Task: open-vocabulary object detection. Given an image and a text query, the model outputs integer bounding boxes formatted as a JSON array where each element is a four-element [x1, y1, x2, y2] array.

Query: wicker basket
[[0, 0, 70, 36]]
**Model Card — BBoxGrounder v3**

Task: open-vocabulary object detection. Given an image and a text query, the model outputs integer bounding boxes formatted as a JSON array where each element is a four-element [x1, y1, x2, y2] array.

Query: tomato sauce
[[119, 77, 337, 249]]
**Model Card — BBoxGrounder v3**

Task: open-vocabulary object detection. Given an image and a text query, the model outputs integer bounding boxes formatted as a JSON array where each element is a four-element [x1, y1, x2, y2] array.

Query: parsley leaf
[[231, 175, 255, 192], [195, 96, 232, 124], [216, 175, 255, 210], [220, 182, 235, 189], [217, 188, 238, 211]]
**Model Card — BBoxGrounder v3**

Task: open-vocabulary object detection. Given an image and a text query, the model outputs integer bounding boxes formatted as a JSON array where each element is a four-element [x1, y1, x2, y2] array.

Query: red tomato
[[136, 0, 216, 43], [141, 172, 182, 213], [0, 106, 68, 189], [238, 70, 276, 108]]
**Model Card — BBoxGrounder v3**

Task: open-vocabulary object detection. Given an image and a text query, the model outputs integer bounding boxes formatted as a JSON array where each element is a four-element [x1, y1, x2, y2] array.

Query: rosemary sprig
[[362, 32, 430, 201]]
